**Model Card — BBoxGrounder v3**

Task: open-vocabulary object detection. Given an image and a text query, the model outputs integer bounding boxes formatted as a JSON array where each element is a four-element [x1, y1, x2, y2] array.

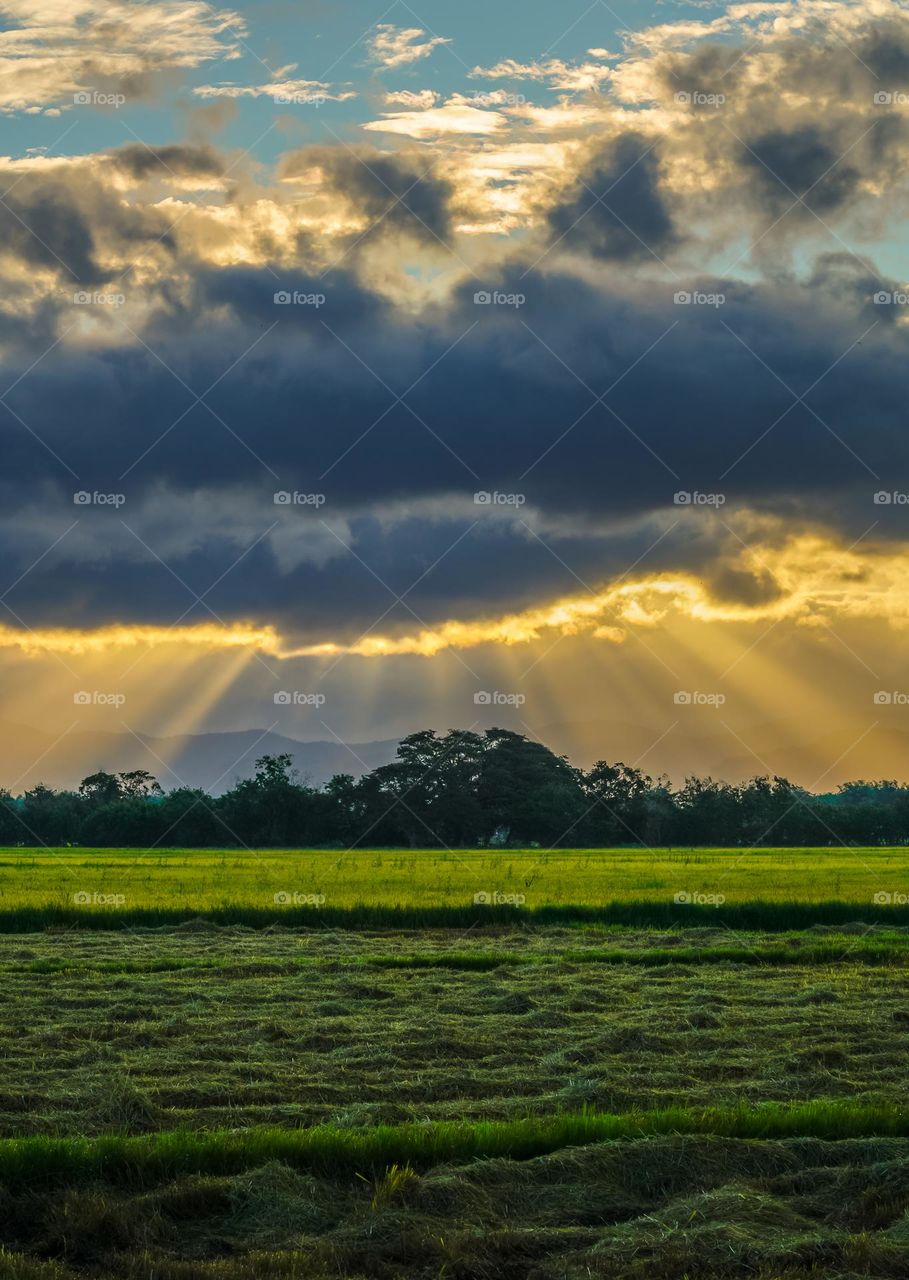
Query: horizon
[[9, 714, 909, 796]]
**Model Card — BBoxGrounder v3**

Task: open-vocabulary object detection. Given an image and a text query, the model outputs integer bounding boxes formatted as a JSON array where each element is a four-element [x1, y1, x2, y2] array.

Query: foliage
[[5, 730, 909, 847]]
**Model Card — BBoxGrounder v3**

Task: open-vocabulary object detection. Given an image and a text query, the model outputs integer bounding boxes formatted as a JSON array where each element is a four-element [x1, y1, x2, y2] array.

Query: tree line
[[4, 728, 909, 848]]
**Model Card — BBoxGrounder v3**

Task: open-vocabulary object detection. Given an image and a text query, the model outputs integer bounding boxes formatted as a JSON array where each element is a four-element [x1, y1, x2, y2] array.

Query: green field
[[3, 849, 909, 1277], [3, 845, 908, 911]]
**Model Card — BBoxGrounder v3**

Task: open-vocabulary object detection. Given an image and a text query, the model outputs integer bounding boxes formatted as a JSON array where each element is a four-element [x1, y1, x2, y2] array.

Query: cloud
[[383, 89, 439, 109], [4, 0, 909, 658], [1, 245, 908, 647], [547, 134, 678, 262], [363, 96, 507, 138], [194, 63, 355, 103], [368, 23, 451, 69], [110, 143, 228, 182], [0, 0, 245, 113], [470, 57, 613, 93], [277, 147, 455, 247]]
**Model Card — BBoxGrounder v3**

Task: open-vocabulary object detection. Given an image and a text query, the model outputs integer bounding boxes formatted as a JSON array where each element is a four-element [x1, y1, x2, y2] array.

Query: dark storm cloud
[[0, 170, 175, 284], [278, 145, 454, 245], [636, 22, 909, 249], [7, 0, 909, 644], [739, 125, 862, 215], [0, 248, 907, 637], [546, 134, 678, 262], [110, 143, 228, 180], [0, 181, 101, 283]]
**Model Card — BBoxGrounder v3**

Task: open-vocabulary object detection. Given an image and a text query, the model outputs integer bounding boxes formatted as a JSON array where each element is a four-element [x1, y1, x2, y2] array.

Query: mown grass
[[363, 939, 909, 968], [4, 1101, 909, 1189], [9, 934, 909, 974], [4, 925, 909, 1139], [2, 868, 908, 1277], [4, 1134, 909, 1279], [2, 845, 908, 915]]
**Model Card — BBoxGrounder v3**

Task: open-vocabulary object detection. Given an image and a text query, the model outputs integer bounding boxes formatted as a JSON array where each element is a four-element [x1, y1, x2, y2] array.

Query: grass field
[[4, 849, 909, 1276], [3, 844, 909, 911]]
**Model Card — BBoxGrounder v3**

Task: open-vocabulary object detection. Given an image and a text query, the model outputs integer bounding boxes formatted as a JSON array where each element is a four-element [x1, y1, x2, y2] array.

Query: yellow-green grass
[[1, 845, 907, 913], [4, 1102, 909, 1189]]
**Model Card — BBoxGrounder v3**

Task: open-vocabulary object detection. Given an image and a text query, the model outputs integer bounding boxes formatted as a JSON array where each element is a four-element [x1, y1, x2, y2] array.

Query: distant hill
[[8, 713, 909, 795], [0, 723, 400, 794], [532, 716, 909, 790]]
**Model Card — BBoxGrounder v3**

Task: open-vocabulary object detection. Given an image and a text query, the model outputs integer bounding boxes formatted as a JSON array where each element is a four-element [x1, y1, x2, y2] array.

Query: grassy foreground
[[3, 861, 909, 1277]]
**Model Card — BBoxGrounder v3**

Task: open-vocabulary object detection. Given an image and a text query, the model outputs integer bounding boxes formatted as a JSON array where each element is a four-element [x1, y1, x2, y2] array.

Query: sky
[[4, 0, 909, 787]]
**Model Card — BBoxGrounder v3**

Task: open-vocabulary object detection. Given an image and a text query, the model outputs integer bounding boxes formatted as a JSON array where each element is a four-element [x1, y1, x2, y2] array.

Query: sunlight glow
[[3, 535, 909, 664]]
